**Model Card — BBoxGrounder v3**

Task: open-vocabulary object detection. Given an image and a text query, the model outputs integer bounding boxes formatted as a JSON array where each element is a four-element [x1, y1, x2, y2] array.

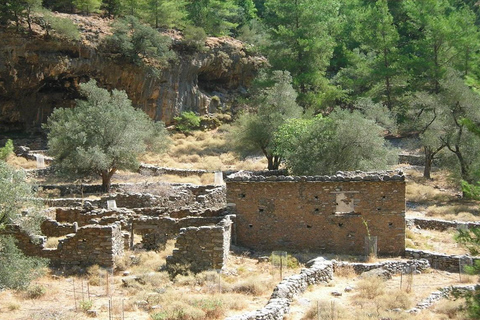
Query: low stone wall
[[226, 257, 433, 320], [226, 257, 333, 320], [398, 154, 425, 166], [405, 249, 480, 273], [407, 217, 480, 231], [138, 164, 210, 177], [1, 223, 124, 269], [166, 216, 233, 274], [41, 219, 77, 237], [332, 259, 430, 275]]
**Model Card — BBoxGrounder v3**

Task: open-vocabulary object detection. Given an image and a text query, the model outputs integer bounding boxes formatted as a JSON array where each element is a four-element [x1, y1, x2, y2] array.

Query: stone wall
[[405, 249, 480, 273], [227, 257, 431, 320], [226, 171, 405, 256], [166, 216, 233, 274], [226, 257, 333, 320], [332, 259, 430, 275], [406, 217, 480, 231], [138, 164, 210, 177], [1, 223, 124, 268], [41, 219, 77, 237]]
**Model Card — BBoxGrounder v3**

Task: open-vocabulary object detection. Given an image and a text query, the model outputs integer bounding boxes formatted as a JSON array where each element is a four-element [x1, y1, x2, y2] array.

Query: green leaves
[[108, 16, 175, 66], [44, 79, 170, 191], [229, 70, 302, 169], [278, 109, 396, 176], [0, 236, 48, 290]]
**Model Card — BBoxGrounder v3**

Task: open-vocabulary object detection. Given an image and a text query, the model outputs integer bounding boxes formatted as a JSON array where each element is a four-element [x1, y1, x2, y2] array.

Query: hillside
[[0, 13, 266, 134]]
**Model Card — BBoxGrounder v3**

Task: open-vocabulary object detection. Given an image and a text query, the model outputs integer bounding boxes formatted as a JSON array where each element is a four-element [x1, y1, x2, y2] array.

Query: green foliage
[[277, 109, 396, 176], [0, 236, 48, 290], [461, 180, 480, 200], [73, 0, 101, 15], [264, 0, 342, 109], [186, 0, 239, 36], [0, 161, 36, 226], [229, 70, 302, 170], [456, 228, 480, 318], [174, 111, 201, 133], [0, 139, 14, 161], [44, 79, 170, 191], [38, 9, 81, 40], [270, 253, 299, 269], [79, 299, 93, 312], [142, 0, 188, 29], [108, 16, 175, 66], [182, 25, 207, 52]]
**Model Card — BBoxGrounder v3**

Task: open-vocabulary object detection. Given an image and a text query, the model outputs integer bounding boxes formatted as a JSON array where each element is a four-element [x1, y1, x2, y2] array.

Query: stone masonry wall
[[227, 258, 430, 320], [1, 223, 124, 268], [226, 171, 405, 256], [166, 216, 233, 274], [41, 219, 77, 237], [226, 257, 333, 320], [405, 249, 480, 273], [406, 217, 480, 231]]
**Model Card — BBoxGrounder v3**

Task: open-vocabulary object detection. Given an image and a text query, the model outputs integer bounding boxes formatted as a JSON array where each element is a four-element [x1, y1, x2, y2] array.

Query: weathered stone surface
[[226, 170, 405, 256], [0, 22, 266, 133]]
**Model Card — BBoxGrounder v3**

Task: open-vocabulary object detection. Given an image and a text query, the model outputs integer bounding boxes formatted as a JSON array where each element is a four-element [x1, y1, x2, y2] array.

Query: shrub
[[461, 180, 480, 200], [0, 139, 13, 160], [79, 299, 93, 312], [107, 16, 175, 66], [174, 111, 201, 133], [182, 25, 207, 52], [25, 284, 46, 299], [0, 236, 48, 290], [356, 276, 386, 299]]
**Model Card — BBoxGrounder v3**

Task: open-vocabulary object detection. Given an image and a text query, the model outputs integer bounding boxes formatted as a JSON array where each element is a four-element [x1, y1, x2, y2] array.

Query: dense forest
[[2, 0, 480, 190]]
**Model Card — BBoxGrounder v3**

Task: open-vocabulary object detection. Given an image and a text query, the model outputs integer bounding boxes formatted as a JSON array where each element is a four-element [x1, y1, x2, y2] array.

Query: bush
[[0, 139, 13, 160], [182, 25, 207, 52], [107, 16, 175, 66], [461, 180, 480, 200], [174, 111, 201, 133], [0, 236, 48, 290], [79, 299, 93, 312], [25, 284, 46, 299]]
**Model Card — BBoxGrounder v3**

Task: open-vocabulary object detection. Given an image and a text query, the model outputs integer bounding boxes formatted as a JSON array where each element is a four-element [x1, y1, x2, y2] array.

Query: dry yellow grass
[[140, 129, 267, 172]]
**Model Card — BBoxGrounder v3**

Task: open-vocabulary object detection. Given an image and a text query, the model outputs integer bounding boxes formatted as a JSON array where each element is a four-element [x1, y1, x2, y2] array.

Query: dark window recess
[[239, 193, 246, 198], [307, 225, 312, 229], [258, 208, 265, 213], [249, 224, 253, 228], [338, 223, 344, 227]]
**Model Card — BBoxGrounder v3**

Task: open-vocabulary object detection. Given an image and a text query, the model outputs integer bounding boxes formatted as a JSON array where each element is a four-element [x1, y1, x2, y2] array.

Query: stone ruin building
[[1, 167, 406, 274], [226, 170, 406, 256]]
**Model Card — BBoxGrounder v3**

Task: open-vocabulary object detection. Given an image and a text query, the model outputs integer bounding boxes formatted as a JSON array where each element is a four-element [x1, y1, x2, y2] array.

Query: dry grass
[[406, 228, 469, 255], [45, 237, 62, 249], [139, 129, 267, 172], [355, 277, 386, 299], [6, 154, 38, 169], [425, 203, 480, 221], [334, 265, 357, 279]]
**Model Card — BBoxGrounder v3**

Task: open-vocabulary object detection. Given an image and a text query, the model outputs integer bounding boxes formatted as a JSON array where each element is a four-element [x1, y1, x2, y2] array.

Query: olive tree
[[44, 80, 170, 192], [229, 71, 302, 170], [276, 108, 397, 175]]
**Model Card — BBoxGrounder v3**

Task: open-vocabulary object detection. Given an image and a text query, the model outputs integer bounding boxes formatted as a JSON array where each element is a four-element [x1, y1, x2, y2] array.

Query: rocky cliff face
[[0, 16, 266, 134]]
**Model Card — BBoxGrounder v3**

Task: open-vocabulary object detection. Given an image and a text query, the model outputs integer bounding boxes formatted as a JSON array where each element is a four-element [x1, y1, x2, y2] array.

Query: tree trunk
[[423, 147, 433, 179], [100, 168, 117, 193], [267, 155, 280, 170]]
